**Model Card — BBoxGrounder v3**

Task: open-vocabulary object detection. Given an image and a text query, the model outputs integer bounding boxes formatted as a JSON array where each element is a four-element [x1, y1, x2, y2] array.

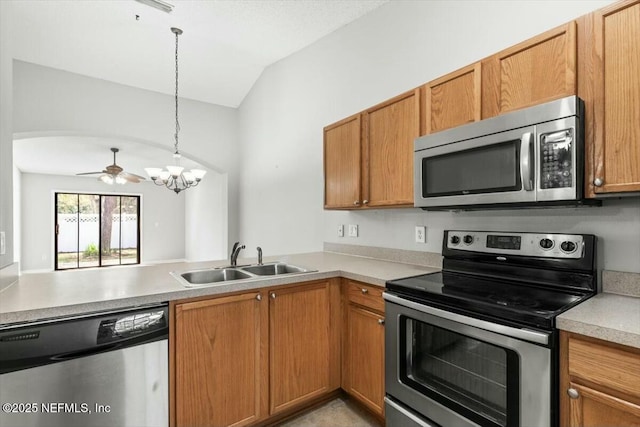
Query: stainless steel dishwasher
[[0, 303, 168, 427]]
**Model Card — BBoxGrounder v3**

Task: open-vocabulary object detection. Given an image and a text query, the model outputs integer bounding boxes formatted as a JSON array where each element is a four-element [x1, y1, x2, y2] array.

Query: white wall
[[238, 0, 640, 273], [20, 173, 186, 271], [13, 60, 240, 254], [0, 1, 14, 269]]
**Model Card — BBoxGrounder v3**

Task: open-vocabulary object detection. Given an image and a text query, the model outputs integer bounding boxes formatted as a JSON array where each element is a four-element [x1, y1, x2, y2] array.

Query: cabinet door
[[344, 304, 385, 417], [567, 383, 640, 426], [324, 114, 362, 209], [175, 292, 268, 427], [269, 281, 340, 414], [590, 0, 640, 194], [482, 22, 577, 118], [363, 89, 420, 207], [423, 63, 482, 134]]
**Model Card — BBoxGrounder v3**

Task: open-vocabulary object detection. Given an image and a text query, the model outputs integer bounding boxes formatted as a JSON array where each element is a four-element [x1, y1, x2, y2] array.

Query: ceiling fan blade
[[121, 171, 146, 181], [76, 171, 104, 176]]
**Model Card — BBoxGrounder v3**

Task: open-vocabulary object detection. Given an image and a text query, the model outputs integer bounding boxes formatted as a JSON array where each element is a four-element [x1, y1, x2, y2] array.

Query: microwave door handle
[[520, 132, 534, 191]]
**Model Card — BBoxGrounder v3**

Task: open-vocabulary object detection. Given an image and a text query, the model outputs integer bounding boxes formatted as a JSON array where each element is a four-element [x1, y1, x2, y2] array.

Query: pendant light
[[145, 27, 206, 194]]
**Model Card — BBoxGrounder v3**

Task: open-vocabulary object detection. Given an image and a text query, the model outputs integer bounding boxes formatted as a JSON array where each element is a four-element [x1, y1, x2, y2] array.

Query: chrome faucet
[[257, 247, 263, 265], [230, 242, 245, 266]]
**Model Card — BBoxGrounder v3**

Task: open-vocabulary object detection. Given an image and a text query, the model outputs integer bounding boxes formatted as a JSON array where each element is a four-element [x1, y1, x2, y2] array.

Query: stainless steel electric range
[[384, 230, 597, 427]]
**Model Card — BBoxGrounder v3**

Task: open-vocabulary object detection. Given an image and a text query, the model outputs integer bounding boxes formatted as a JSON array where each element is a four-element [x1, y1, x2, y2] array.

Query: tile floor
[[278, 397, 382, 427]]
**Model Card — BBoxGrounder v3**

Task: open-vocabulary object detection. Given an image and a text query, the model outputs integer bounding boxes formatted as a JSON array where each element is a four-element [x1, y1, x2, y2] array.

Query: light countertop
[[0, 251, 438, 325]]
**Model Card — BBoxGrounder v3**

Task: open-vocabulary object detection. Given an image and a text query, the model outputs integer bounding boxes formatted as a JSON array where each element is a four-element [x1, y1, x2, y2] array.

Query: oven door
[[384, 292, 552, 427], [414, 126, 536, 208]]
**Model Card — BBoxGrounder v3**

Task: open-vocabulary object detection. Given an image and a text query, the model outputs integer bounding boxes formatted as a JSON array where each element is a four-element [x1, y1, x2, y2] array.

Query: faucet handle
[[257, 247, 263, 265]]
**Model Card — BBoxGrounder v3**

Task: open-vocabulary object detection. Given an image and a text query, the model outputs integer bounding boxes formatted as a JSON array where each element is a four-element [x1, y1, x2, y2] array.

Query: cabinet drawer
[[345, 281, 384, 313], [568, 335, 640, 398]]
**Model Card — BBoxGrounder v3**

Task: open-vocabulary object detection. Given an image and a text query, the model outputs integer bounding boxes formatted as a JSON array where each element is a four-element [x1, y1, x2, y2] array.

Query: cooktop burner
[[386, 230, 597, 330]]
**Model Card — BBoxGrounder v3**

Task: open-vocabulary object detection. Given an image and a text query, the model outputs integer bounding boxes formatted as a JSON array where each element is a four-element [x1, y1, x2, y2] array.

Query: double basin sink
[[171, 262, 316, 287]]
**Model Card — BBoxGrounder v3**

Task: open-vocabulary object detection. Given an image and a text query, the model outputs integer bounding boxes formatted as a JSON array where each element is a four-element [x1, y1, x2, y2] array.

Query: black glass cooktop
[[386, 271, 593, 330]]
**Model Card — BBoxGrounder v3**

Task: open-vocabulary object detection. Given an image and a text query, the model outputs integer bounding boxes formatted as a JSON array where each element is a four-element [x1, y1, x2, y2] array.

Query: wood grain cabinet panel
[[324, 115, 362, 209], [363, 89, 420, 207], [482, 22, 577, 118], [588, 0, 640, 195], [174, 292, 268, 427], [269, 280, 341, 415], [560, 331, 640, 427], [423, 63, 482, 134]]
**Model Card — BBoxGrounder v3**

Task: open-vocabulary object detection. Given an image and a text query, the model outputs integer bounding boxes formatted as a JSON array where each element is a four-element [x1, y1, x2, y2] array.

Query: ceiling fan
[[76, 147, 146, 185]]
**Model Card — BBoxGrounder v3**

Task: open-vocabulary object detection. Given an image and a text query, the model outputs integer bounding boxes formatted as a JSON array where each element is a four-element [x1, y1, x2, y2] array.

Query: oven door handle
[[520, 132, 534, 191], [383, 292, 549, 345]]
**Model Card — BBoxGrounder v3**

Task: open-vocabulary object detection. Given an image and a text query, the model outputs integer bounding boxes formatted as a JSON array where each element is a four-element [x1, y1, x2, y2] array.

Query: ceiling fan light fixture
[[100, 175, 114, 185], [115, 176, 127, 185], [146, 27, 206, 195]]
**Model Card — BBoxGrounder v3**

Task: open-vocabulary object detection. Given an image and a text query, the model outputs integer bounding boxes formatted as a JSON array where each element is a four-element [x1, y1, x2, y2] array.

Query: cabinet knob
[[594, 178, 604, 187], [353, 200, 360, 206], [378, 318, 385, 325], [363, 199, 369, 205], [270, 292, 276, 299], [361, 288, 369, 294], [255, 294, 262, 301], [567, 388, 580, 399]]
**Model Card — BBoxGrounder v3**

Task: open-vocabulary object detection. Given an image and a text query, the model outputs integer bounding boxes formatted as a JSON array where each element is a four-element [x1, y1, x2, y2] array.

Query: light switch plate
[[348, 224, 358, 237], [415, 226, 426, 243], [337, 225, 344, 237], [0, 231, 5, 255]]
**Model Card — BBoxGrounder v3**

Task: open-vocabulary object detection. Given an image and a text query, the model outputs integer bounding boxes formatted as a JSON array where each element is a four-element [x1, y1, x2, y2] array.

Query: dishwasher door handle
[[51, 343, 122, 361]]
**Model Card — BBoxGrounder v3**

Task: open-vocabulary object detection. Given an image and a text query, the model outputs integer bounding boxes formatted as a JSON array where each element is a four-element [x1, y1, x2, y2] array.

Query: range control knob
[[539, 238, 554, 250], [561, 241, 577, 253], [450, 235, 460, 245], [463, 235, 474, 245]]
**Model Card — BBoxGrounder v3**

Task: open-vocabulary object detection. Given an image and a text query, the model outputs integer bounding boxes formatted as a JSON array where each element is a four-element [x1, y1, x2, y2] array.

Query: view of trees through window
[[55, 193, 140, 269]]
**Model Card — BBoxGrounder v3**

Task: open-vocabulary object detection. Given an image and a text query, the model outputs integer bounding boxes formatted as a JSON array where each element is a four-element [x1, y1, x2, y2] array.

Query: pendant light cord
[[174, 29, 180, 155]]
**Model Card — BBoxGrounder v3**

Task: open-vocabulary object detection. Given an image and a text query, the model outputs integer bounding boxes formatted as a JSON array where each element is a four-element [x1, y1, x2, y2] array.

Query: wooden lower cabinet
[[174, 291, 268, 427], [172, 279, 341, 427], [342, 280, 386, 418], [269, 281, 341, 414], [560, 331, 640, 427]]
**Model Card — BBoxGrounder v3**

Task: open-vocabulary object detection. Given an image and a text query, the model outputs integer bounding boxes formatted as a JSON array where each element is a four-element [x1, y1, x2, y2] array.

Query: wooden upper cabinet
[[269, 280, 340, 415], [482, 22, 577, 118], [422, 63, 482, 134], [587, 0, 640, 195], [362, 89, 420, 207], [324, 114, 361, 209], [174, 292, 268, 427]]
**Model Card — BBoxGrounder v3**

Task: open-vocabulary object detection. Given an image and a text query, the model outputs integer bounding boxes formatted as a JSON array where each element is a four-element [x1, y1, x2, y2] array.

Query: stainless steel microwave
[[414, 96, 589, 210]]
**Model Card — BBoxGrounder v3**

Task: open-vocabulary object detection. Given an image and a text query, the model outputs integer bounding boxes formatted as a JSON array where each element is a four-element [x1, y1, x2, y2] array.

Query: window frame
[[54, 192, 141, 270]]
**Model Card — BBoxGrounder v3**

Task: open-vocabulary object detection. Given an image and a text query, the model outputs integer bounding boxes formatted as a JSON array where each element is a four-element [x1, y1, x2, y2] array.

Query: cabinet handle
[[378, 318, 385, 325], [255, 294, 262, 301], [361, 288, 369, 294], [363, 199, 369, 205], [594, 178, 604, 187], [567, 388, 580, 399], [353, 200, 360, 206], [270, 292, 276, 299]]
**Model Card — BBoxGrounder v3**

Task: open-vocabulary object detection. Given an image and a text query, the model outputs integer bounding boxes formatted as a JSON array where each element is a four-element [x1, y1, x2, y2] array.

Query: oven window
[[404, 320, 518, 427], [422, 140, 520, 197]]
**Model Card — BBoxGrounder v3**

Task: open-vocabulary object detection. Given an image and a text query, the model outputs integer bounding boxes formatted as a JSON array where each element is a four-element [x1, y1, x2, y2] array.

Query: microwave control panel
[[540, 129, 573, 189]]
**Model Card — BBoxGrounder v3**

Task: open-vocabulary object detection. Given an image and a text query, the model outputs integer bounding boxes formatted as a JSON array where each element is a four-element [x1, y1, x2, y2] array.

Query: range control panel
[[447, 230, 584, 259]]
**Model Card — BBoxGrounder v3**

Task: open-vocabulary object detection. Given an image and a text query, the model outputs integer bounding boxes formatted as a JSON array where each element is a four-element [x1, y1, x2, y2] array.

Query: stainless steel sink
[[240, 262, 312, 276], [176, 268, 253, 286], [171, 262, 316, 287]]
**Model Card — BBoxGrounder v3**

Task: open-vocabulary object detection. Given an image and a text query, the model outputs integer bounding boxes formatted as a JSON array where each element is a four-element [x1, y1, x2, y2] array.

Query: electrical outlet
[[337, 225, 344, 237], [415, 226, 426, 243], [348, 224, 359, 237]]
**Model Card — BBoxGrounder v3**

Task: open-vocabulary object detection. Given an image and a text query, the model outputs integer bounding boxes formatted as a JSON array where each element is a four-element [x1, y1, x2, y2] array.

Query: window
[[55, 193, 140, 270]]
